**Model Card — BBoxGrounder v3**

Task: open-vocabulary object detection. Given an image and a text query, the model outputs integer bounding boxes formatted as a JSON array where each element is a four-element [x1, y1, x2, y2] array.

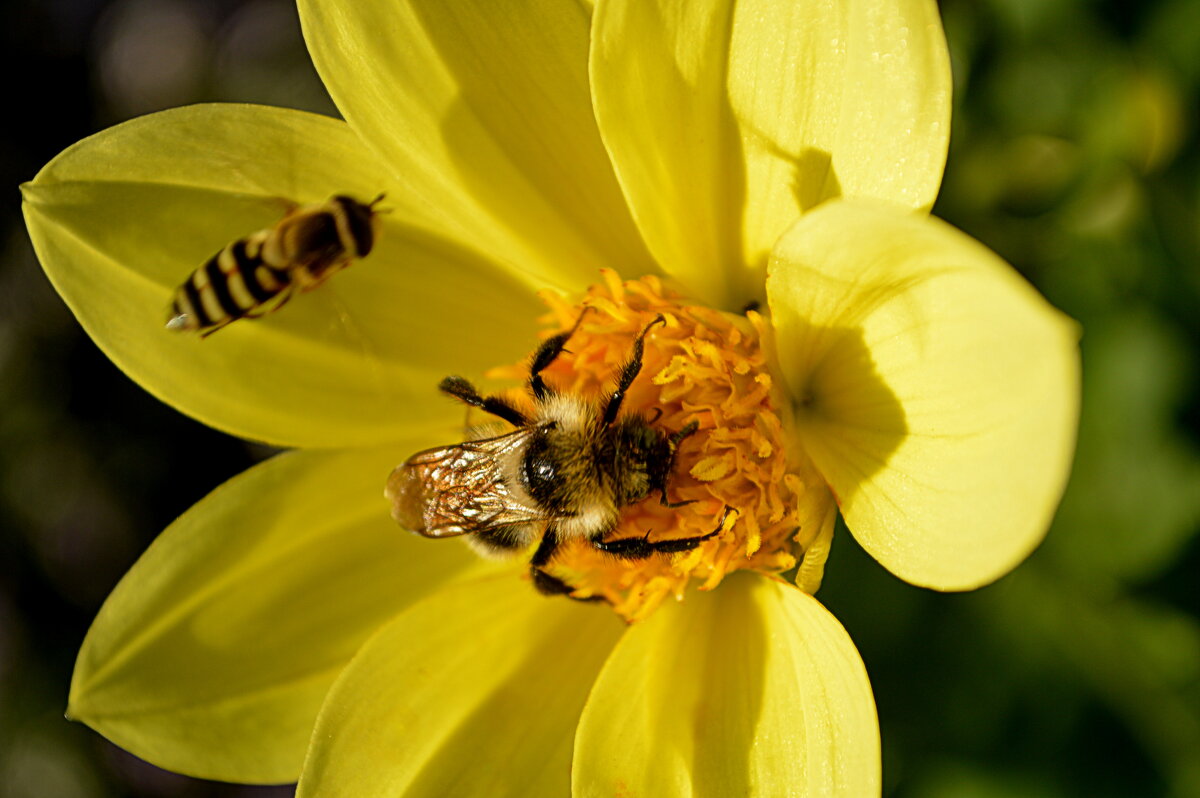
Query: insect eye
[[522, 433, 559, 507]]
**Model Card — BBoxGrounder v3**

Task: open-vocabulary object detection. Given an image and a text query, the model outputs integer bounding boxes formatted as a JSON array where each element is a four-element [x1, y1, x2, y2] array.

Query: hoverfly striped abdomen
[[166, 193, 383, 337]]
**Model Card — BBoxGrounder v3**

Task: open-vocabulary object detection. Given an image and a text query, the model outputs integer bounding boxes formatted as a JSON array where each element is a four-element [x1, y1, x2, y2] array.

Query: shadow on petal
[[738, 122, 843, 215], [790, 146, 842, 213], [783, 322, 908, 510], [399, 0, 658, 289]]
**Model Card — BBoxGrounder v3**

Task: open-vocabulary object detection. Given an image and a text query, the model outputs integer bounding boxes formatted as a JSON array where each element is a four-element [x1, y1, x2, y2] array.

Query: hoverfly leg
[[198, 318, 234, 338], [529, 306, 592, 400], [438, 376, 528, 427], [243, 287, 293, 320], [600, 314, 666, 426]]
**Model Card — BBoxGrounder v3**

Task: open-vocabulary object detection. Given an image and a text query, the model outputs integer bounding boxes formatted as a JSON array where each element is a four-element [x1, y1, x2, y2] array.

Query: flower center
[[489, 271, 818, 622]]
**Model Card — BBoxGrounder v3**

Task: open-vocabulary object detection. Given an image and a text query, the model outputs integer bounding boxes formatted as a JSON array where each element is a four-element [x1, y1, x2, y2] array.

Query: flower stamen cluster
[[489, 270, 815, 621]]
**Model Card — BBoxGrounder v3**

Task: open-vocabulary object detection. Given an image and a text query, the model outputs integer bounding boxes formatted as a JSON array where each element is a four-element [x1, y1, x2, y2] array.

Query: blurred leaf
[[1079, 66, 1187, 173], [982, 0, 1082, 39], [1141, 0, 1200, 83], [984, 47, 1092, 136], [0, 721, 109, 798], [1048, 311, 1200, 584], [993, 569, 1200, 798], [902, 760, 1064, 798], [1059, 164, 1146, 239]]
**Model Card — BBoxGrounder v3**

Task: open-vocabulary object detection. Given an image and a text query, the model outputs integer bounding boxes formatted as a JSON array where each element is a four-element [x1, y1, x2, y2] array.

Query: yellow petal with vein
[[573, 574, 879, 797], [298, 576, 622, 798], [69, 445, 486, 784], [768, 200, 1080, 590], [299, 0, 656, 292], [591, 0, 950, 307]]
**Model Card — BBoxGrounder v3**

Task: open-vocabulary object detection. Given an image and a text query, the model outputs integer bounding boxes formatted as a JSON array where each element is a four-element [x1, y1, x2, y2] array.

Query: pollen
[[489, 271, 824, 622]]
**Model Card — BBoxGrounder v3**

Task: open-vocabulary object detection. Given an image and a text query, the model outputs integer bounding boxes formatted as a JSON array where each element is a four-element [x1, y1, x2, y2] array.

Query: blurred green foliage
[[1, 0, 1197, 796]]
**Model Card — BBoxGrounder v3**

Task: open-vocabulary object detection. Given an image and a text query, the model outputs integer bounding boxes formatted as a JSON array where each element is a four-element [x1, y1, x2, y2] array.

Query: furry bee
[[387, 312, 727, 597], [166, 193, 384, 337]]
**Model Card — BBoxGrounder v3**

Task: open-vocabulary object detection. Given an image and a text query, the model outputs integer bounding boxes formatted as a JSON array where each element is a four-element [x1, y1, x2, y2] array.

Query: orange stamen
[[487, 271, 820, 622]]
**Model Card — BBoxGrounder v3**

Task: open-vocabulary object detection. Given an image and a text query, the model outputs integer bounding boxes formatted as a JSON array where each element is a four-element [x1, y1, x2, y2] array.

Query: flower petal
[[297, 576, 623, 798], [69, 445, 487, 784], [591, 0, 951, 307], [298, 0, 656, 290], [573, 574, 880, 797], [23, 103, 543, 448], [767, 201, 1080, 590]]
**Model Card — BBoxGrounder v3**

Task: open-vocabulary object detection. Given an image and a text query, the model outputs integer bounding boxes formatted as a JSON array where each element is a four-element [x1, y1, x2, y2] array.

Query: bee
[[166, 193, 384, 336], [387, 311, 730, 598]]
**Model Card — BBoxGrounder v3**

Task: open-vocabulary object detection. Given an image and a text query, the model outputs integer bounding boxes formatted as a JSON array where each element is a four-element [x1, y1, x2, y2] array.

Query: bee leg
[[528, 526, 567, 595], [595, 530, 714, 559], [659, 420, 701, 508], [590, 529, 658, 559], [594, 507, 736, 559], [532, 569, 580, 597], [529, 526, 605, 601], [529, 306, 592, 400], [600, 314, 667, 425], [670, 420, 700, 446], [438, 376, 528, 427]]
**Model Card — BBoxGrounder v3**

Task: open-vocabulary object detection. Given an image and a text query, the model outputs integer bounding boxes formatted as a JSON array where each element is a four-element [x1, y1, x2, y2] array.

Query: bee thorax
[[602, 419, 670, 507]]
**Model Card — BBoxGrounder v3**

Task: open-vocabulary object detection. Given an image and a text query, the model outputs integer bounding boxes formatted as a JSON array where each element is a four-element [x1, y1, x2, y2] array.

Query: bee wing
[[387, 427, 549, 537]]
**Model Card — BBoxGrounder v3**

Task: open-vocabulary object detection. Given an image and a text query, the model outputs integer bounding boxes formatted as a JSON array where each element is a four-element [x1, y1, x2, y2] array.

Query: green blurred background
[[1, 0, 1197, 795]]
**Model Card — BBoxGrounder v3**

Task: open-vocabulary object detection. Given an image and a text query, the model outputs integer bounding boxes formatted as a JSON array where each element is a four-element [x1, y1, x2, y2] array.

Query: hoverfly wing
[[386, 427, 545, 537]]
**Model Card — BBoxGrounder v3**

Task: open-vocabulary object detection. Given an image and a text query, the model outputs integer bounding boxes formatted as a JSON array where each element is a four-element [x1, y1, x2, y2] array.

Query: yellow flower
[[21, 0, 1079, 795]]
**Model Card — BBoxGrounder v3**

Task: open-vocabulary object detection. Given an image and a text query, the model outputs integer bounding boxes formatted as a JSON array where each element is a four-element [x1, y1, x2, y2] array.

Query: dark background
[[1, 0, 1197, 796]]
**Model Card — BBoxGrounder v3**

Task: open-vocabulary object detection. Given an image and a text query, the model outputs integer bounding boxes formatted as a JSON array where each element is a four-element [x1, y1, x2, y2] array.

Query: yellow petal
[[298, 0, 656, 291], [573, 574, 879, 797], [22, 104, 542, 447], [731, 0, 951, 247], [767, 200, 1080, 590], [297, 576, 623, 798], [69, 445, 487, 784], [591, 0, 951, 307]]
